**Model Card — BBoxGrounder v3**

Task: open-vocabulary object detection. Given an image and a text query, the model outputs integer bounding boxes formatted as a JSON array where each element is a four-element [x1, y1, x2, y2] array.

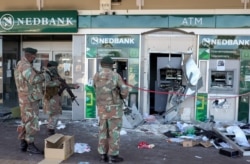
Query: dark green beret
[[101, 56, 115, 65], [47, 61, 58, 67], [23, 47, 37, 54]]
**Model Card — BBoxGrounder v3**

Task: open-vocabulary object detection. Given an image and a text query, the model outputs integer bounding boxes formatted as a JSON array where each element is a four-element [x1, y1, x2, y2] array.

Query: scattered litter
[[219, 142, 231, 148], [182, 140, 199, 147], [39, 120, 48, 126], [163, 131, 180, 138], [78, 162, 90, 164], [166, 138, 184, 143], [226, 126, 250, 147], [92, 122, 99, 127], [144, 115, 156, 123], [195, 156, 202, 159], [120, 129, 127, 135], [202, 136, 209, 141], [137, 141, 155, 149], [74, 143, 91, 153], [15, 120, 21, 124], [211, 140, 222, 149], [200, 141, 213, 148], [176, 122, 189, 132], [57, 120, 66, 129], [135, 123, 177, 135], [243, 129, 250, 134], [179, 135, 196, 140]]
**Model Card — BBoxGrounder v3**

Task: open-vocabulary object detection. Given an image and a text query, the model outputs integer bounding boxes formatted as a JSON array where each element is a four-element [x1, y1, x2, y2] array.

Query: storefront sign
[[0, 10, 78, 33], [79, 15, 169, 28], [216, 15, 250, 28], [199, 35, 250, 60], [86, 34, 140, 58], [169, 15, 215, 28], [79, 14, 250, 28]]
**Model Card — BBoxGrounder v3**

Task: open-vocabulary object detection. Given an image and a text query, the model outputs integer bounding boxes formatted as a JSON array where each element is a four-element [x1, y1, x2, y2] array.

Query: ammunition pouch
[[44, 86, 59, 100]]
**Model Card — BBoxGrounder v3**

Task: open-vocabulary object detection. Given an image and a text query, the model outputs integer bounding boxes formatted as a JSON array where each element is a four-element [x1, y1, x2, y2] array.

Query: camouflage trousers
[[43, 95, 62, 130], [98, 117, 122, 156], [47, 113, 59, 130], [17, 100, 40, 143]]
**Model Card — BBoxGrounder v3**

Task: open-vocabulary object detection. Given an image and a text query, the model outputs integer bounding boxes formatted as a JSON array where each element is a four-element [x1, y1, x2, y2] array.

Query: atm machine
[[97, 58, 127, 79], [154, 56, 183, 113], [208, 59, 240, 121], [154, 55, 202, 122]]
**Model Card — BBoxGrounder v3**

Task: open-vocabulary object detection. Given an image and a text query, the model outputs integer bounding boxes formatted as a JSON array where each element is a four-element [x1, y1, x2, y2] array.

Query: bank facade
[[1, 8, 250, 123]]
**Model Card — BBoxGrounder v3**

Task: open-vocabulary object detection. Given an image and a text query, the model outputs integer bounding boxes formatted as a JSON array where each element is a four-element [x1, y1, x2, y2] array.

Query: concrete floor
[[0, 117, 249, 164]]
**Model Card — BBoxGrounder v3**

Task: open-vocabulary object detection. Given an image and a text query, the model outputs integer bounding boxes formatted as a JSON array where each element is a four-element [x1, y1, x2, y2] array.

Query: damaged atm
[[154, 54, 202, 122], [140, 29, 202, 123]]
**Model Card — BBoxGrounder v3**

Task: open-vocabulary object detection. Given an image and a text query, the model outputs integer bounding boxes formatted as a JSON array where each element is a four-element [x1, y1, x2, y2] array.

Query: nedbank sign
[[0, 10, 77, 33]]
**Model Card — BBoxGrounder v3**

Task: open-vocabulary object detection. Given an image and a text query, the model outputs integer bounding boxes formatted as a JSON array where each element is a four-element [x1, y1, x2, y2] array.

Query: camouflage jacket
[[43, 71, 62, 113], [93, 67, 128, 119], [43, 72, 61, 99], [14, 56, 45, 103]]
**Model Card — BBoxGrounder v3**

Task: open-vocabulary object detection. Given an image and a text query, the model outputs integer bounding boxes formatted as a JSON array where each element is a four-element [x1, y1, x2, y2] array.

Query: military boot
[[27, 143, 43, 154], [20, 139, 28, 152], [108, 155, 124, 163], [47, 129, 55, 136], [100, 154, 108, 163]]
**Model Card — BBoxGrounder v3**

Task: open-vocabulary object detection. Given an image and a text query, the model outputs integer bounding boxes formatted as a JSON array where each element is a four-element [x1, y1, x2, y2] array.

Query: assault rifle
[[46, 67, 79, 106], [58, 78, 79, 106]]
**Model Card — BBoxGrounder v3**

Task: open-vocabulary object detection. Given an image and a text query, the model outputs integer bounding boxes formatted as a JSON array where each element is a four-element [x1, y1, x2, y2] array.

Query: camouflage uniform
[[43, 67, 61, 131], [14, 55, 45, 144], [43, 61, 78, 135], [93, 66, 128, 157]]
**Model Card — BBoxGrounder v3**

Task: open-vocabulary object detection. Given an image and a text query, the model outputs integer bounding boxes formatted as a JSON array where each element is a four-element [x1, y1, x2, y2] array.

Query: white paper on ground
[[226, 125, 250, 147]]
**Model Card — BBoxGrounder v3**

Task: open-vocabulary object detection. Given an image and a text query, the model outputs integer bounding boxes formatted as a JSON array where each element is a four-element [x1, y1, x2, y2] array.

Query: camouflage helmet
[[101, 56, 115, 65], [101, 56, 115, 68], [23, 47, 37, 54], [47, 61, 58, 67]]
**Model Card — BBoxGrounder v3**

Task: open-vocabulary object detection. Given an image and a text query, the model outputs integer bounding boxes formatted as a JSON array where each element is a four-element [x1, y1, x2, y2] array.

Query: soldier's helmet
[[47, 61, 58, 67], [101, 56, 115, 67], [23, 47, 37, 55]]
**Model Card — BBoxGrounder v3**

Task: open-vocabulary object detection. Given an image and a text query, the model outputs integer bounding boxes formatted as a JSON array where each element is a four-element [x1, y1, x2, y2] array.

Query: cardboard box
[[200, 141, 213, 148], [38, 133, 74, 164], [182, 140, 198, 147]]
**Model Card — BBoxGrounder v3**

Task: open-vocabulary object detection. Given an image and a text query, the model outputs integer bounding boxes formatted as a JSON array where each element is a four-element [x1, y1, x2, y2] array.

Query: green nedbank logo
[[0, 14, 14, 30], [202, 38, 250, 47], [0, 13, 74, 31], [91, 37, 135, 45]]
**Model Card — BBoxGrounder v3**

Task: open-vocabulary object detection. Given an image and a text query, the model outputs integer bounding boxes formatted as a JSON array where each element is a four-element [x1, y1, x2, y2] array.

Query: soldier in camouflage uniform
[[43, 61, 62, 136], [14, 47, 45, 154], [93, 56, 129, 163], [43, 61, 79, 136]]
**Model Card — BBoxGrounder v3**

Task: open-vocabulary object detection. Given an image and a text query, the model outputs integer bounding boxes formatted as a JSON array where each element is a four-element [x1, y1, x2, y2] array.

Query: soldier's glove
[[123, 107, 132, 115]]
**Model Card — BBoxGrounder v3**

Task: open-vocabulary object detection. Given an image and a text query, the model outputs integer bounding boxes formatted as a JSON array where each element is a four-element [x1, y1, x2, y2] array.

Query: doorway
[[23, 40, 73, 110], [149, 53, 182, 115], [2, 36, 20, 109]]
